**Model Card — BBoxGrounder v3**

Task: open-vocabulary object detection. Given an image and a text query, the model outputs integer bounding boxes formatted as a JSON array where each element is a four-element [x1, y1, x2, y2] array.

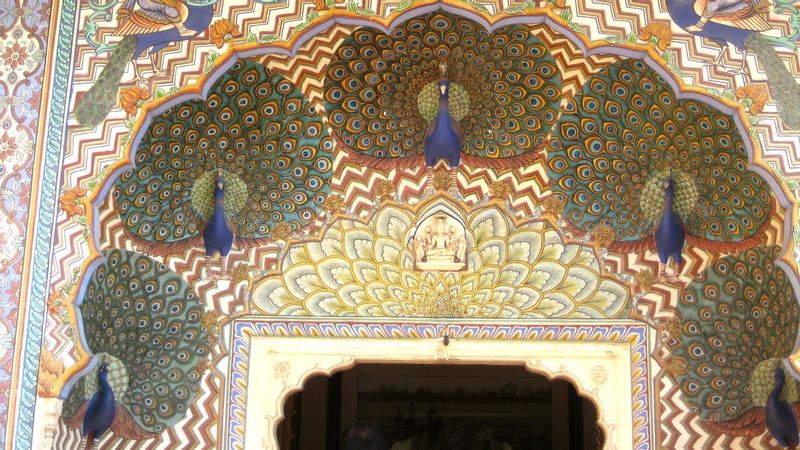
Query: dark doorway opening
[[277, 363, 602, 450]]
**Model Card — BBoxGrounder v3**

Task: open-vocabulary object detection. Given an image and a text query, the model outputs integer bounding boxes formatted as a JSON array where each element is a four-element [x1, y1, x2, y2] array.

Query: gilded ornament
[[661, 317, 682, 338], [489, 181, 513, 201], [322, 194, 345, 213], [118, 87, 150, 116], [200, 311, 217, 330], [37, 349, 65, 396], [542, 195, 565, 217], [196, 358, 210, 374], [591, 224, 615, 249], [47, 292, 63, 315], [375, 180, 396, 200], [634, 270, 656, 293], [271, 223, 293, 241], [638, 22, 672, 51], [736, 83, 770, 115], [230, 263, 253, 285], [432, 169, 452, 191], [209, 19, 242, 49], [664, 356, 689, 376], [59, 186, 87, 219]]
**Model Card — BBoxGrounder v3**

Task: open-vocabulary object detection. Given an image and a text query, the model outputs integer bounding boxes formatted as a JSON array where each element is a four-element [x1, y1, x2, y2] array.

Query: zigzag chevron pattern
[[43, 1, 800, 449]]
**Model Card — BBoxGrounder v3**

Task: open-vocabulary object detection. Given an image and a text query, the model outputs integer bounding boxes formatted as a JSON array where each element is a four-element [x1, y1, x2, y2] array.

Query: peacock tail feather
[[548, 59, 772, 246], [746, 33, 800, 129], [113, 59, 333, 255], [74, 36, 137, 128], [323, 12, 562, 160], [667, 246, 799, 423], [62, 249, 210, 435]]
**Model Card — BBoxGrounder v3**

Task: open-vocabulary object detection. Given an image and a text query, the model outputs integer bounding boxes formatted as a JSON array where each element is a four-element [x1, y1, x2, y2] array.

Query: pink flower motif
[[1, 42, 30, 71], [0, 133, 18, 160]]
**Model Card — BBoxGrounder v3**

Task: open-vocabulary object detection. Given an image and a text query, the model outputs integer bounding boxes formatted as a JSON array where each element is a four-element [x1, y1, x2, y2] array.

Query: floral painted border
[[224, 320, 652, 450], [0, 0, 54, 447]]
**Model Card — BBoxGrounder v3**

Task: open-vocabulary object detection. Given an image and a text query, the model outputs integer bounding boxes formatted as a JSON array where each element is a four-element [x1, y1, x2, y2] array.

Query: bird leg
[[704, 46, 729, 71], [729, 49, 750, 76], [685, 16, 709, 33], [423, 166, 436, 198], [148, 53, 165, 78], [447, 167, 459, 197], [203, 256, 214, 280], [657, 257, 683, 284], [175, 23, 195, 38]]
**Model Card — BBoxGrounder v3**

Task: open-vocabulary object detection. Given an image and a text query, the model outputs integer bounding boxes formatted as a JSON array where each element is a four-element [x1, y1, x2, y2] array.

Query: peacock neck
[[770, 374, 785, 403], [214, 189, 225, 209], [98, 372, 112, 394], [663, 189, 675, 214], [436, 96, 450, 123]]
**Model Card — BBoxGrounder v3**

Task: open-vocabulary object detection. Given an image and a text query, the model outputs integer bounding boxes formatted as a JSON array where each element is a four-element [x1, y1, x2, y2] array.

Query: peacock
[[201, 169, 235, 276], [323, 12, 563, 195], [654, 175, 687, 280], [666, 0, 800, 128], [666, 246, 800, 442], [547, 59, 773, 272], [112, 59, 333, 269], [767, 367, 800, 448], [73, 1, 214, 128], [62, 249, 211, 442], [81, 362, 116, 450]]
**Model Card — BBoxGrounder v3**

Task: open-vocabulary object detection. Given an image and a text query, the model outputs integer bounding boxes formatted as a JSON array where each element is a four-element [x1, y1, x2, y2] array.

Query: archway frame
[[224, 319, 652, 450]]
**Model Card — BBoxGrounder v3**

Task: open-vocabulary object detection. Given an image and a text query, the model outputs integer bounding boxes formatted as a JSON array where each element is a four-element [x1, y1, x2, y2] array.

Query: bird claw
[[703, 61, 728, 71], [685, 24, 703, 32], [726, 66, 750, 77]]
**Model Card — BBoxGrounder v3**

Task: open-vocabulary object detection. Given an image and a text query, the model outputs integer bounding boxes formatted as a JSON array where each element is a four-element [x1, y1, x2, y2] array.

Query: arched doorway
[[277, 363, 601, 450]]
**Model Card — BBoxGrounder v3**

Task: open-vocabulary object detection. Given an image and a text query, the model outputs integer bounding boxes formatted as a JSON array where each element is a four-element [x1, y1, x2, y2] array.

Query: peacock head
[[437, 79, 451, 98], [663, 176, 676, 197], [98, 362, 110, 382], [214, 169, 225, 199]]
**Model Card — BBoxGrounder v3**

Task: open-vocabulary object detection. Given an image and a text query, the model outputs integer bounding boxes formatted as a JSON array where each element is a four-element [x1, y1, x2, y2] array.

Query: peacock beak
[[440, 85, 446, 96], [217, 182, 224, 189]]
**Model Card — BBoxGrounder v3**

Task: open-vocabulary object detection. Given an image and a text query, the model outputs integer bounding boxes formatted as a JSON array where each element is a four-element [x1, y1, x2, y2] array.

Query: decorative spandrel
[[252, 199, 630, 319]]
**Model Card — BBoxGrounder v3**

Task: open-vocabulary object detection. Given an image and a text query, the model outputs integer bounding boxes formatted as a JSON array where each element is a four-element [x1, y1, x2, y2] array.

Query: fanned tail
[[746, 33, 800, 129], [333, 133, 424, 171], [702, 406, 766, 437], [460, 145, 546, 170], [75, 36, 137, 128]]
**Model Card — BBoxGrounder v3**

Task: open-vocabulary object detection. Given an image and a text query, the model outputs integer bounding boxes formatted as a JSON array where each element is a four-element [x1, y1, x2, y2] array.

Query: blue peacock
[[666, 246, 800, 445], [665, 0, 800, 128], [112, 59, 333, 271], [61, 249, 211, 443], [323, 12, 563, 195], [546, 59, 773, 277], [74, 0, 215, 128]]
